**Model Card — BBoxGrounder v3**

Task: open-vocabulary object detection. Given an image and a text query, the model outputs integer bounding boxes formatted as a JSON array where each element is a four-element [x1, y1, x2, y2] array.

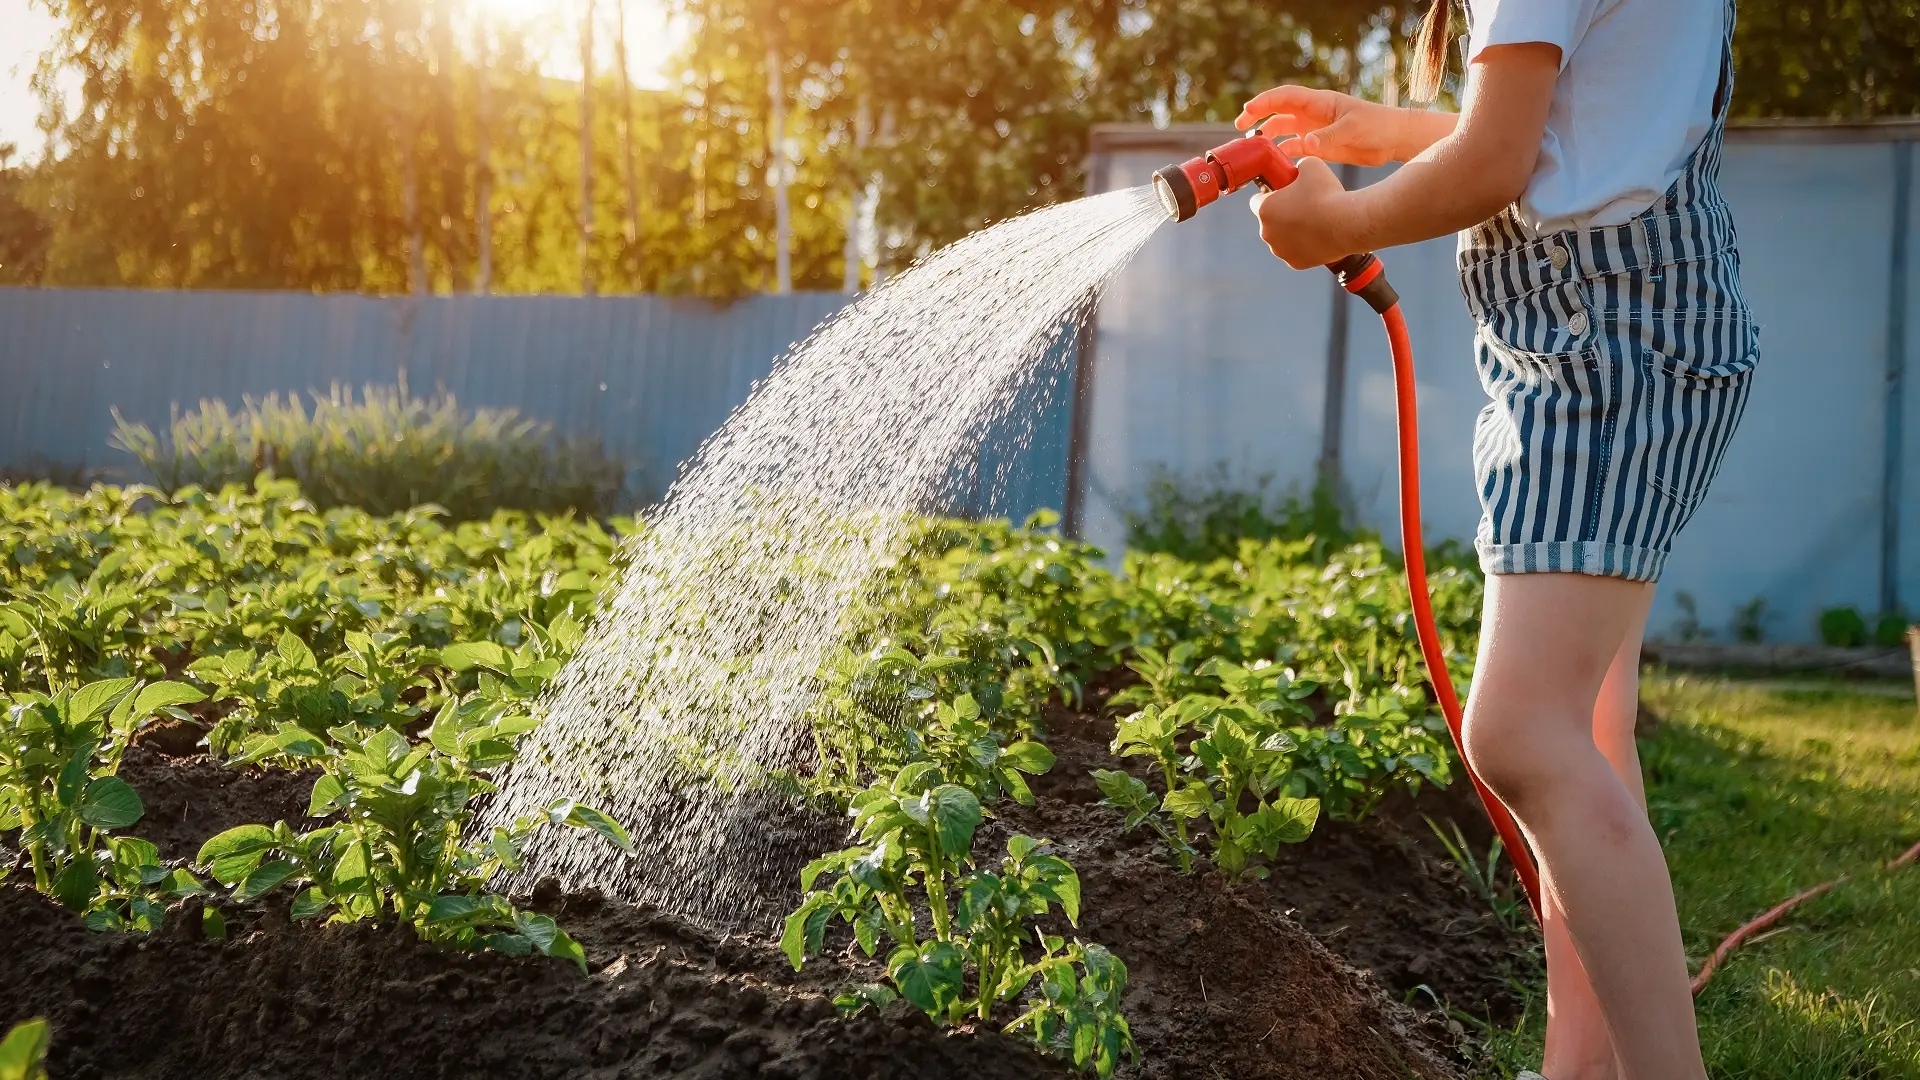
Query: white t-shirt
[[1465, 0, 1725, 234]]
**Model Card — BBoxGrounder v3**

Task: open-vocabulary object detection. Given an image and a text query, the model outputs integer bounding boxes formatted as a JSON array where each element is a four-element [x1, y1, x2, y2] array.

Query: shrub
[[1818, 606, 1868, 648], [111, 382, 627, 519], [1126, 471, 1352, 564]]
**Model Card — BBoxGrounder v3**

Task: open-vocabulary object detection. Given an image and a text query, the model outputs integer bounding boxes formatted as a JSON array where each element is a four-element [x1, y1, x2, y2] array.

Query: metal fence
[[0, 288, 1079, 522]]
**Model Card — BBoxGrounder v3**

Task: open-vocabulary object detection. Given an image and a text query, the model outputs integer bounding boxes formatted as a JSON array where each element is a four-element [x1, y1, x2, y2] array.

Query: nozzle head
[[1152, 166, 1196, 223]]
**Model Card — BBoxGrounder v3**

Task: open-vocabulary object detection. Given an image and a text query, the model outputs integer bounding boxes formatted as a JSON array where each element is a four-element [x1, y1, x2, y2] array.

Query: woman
[[1237, 1, 1754, 1077]]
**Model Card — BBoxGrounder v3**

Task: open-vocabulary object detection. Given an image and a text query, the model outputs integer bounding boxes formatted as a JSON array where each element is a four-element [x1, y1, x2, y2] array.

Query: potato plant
[[196, 646, 628, 968], [782, 762, 1134, 1076], [1, 677, 209, 927]]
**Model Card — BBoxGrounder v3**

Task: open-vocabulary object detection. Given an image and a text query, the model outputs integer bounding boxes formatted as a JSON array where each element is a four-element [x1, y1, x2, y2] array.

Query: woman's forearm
[[1346, 131, 1532, 251], [1388, 108, 1459, 162]]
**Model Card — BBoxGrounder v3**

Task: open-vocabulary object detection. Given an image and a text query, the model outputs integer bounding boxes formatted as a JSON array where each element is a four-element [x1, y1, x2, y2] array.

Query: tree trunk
[[405, 138, 426, 296], [615, 0, 639, 248], [767, 43, 790, 294], [474, 16, 492, 294], [841, 97, 868, 294], [579, 0, 596, 296]]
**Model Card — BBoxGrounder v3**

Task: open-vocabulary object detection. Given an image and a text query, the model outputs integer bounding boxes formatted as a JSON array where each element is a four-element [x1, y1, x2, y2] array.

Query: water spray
[[1154, 127, 1545, 922]]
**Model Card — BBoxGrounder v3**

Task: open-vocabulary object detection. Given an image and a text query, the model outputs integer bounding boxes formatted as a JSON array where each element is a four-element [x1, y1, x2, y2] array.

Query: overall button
[[1566, 310, 1589, 336], [1548, 243, 1570, 270]]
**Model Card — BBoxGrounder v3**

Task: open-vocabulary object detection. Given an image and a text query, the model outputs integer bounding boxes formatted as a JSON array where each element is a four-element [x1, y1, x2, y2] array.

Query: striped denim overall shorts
[[1458, 0, 1757, 583]]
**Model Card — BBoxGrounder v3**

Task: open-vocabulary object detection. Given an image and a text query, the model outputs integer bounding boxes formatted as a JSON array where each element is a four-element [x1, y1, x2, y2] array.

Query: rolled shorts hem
[[1475, 541, 1667, 583]]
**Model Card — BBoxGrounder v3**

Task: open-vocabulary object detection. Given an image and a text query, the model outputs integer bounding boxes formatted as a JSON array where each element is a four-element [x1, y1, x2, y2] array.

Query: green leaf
[[331, 841, 371, 892], [924, 785, 982, 859], [543, 927, 589, 973], [53, 859, 99, 911], [276, 630, 318, 671], [483, 933, 533, 957], [888, 941, 965, 1017], [1029, 855, 1082, 925], [440, 641, 513, 673], [489, 827, 524, 873], [131, 681, 207, 718], [307, 773, 347, 817], [77, 776, 144, 829], [55, 744, 97, 807], [1269, 796, 1321, 845], [72, 678, 138, 724], [364, 727, 409, 766], [833, 984, 899, 1017], [1161, 783, 1214, 820], [561, 804, 634, 852], [0, 1018, 51, 1080], [234, 859, 299, 901], [202, 907, 229, 939], [290, 887, 329, 921], [197, 824, 279, 884], [781, 894, 834, 970], [999, 740, 1056, 775], [427, 894, 487, 925], [1007, 834, 1042, 862]]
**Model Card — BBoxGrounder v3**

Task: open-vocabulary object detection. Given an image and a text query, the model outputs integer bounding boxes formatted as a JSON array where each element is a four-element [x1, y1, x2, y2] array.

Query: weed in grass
[[111, 383, 626, 519]]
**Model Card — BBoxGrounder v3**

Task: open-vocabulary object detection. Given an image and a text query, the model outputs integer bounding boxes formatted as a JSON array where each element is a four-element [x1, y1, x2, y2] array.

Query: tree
[[1732, 0, 1920, 119], [0, 144, 51, 285]]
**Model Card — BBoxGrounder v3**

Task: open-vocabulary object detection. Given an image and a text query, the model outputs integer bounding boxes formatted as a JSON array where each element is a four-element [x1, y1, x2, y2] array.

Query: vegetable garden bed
[[0, 481, 1532, 1078]]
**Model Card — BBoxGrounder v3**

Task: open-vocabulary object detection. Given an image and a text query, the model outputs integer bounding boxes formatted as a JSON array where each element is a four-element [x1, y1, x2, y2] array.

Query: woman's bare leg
[[1537, 598, 1652, 1080], [1464, 573, 1701, 1080]]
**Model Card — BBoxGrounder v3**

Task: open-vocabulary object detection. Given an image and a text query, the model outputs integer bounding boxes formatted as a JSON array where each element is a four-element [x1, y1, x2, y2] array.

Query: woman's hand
[[1235, 86, 1450, 166], [1248, 158, 1367, 270]]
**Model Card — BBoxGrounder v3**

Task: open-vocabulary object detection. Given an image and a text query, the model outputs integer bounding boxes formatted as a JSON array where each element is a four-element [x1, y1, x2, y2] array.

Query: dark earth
[[2, 705, 1534, 1080]]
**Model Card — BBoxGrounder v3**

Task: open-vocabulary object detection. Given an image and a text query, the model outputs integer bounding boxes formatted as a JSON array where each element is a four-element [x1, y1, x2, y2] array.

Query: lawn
[[1481, 673, 1920, 1078]]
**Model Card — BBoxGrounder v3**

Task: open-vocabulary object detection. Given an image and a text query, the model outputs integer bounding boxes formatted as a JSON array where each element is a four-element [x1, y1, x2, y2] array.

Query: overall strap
[[1710, 0, 1737, 125]]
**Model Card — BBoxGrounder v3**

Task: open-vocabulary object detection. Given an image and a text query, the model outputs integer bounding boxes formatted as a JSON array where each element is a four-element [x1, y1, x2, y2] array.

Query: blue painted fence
[[0, 288, 1082, 523]]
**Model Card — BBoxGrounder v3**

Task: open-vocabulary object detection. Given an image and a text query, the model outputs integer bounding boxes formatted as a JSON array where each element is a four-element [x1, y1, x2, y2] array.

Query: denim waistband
[[1457, 201, 1739, 315]]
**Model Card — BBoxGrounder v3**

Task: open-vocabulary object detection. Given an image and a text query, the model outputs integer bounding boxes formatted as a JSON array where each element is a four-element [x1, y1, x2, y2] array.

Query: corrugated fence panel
[[0, 288, 1078, 522]]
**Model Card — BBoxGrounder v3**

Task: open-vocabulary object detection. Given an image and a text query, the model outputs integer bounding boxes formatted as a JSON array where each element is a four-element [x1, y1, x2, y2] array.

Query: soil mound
[[2, 737, 1482, 1079]]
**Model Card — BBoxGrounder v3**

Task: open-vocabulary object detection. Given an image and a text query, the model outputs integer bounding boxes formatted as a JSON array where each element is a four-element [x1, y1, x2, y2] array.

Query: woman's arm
[[1234, 86, 1459, 165], [1241, 43, 1561, 269]]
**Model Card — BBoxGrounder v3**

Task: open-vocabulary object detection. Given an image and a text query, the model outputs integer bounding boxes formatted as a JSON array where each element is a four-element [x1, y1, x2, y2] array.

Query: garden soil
[[1, 719, 1529, 1080]]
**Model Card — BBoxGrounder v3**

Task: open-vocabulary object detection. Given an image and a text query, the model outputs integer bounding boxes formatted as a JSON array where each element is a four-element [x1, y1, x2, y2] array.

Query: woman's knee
[[1460, 698, 1586, 815]]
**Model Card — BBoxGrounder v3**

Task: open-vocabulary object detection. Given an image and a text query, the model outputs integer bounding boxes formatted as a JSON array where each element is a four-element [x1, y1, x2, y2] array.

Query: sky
[[0, 0, 681, 159], [0, 1, 60, 154]]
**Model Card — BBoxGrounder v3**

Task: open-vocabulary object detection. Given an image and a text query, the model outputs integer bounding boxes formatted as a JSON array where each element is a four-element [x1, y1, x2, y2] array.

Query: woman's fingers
[[1235, 85, 1338, 131], [1275, 132, 1321, 158]]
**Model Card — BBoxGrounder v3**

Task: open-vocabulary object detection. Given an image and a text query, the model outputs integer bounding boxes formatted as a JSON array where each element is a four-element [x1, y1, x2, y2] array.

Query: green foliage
[[195, 652, 628, 969], [1098, 658, 1325, 880], [783, 763, 1132, 1075], [0, 677, 208, 928], [112, 384, 626, 519], [1733, 1, 1920, 120], [0, 1019, 50, 1080], [1422, 815, 1528, 934], [0, 477, 622, 699], [1126, 473, 1354, 565], [1820, 606, 1869, 648], [1873, 613, 1912, 649]]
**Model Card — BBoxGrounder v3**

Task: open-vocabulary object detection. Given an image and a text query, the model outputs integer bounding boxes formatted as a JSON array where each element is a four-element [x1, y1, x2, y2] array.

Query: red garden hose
[[1350, 268, 1545, 923]]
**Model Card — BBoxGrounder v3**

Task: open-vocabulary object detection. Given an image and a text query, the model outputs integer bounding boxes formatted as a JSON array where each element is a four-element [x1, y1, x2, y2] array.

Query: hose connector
[[1329, 252, 1399, 315]]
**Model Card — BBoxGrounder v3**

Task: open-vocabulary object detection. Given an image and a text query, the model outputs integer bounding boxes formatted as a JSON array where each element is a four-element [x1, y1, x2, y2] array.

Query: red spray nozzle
[[1153, 132, 1299, 222]]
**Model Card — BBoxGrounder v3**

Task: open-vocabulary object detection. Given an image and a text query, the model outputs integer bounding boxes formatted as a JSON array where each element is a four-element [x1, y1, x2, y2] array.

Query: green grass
[[1471, 672, 1920, 1078]]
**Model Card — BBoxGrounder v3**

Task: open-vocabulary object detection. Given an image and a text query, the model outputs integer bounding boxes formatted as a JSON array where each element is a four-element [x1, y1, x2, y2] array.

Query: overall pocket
[[1638, 312, 1759, 519], [1473, 280, 1596, 366]]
